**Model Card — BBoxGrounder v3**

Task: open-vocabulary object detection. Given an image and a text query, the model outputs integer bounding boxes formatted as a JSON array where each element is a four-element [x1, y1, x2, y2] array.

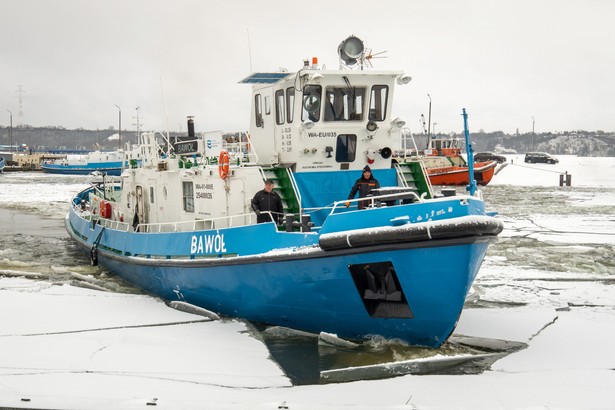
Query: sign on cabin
[[174, 140, 199, 156], [204, 131, 223, 157]]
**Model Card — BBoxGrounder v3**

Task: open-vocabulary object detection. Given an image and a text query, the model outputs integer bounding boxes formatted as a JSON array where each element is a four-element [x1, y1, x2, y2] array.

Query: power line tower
[[134, 106, 141, 142], [15, 85, 26, 126]]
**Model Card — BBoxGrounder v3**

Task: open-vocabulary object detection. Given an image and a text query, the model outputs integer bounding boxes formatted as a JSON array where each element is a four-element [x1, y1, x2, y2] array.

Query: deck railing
[[330, 190, 423, 215], [134, 212, 258, 233]]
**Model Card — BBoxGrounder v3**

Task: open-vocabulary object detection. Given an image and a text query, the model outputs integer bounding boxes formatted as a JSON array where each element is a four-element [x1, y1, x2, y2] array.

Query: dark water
[[1, 173, 614, 384]]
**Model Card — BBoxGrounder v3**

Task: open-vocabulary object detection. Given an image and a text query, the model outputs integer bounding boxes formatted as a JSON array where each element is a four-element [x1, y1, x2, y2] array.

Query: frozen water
[[0, 156, 614, 408]]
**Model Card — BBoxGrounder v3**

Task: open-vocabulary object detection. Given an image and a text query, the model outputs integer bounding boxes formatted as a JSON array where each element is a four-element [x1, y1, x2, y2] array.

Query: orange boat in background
[[421, 135, 498, 186]]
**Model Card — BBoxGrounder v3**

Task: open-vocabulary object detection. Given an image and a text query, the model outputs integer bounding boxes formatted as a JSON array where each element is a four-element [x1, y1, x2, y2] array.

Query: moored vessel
[[401, 134, 498, 186], [41, 149, 139, 176]]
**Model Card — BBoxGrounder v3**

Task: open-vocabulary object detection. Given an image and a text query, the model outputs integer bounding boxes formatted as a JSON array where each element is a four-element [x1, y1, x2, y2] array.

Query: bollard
[[559, 172, 572, 187], [301, 214, 313, 232], [285, 214, 295, 232]]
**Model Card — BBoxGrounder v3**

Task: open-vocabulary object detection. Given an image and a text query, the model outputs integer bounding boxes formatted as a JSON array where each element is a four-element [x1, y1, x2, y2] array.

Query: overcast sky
[[1, 0, 613, 135]]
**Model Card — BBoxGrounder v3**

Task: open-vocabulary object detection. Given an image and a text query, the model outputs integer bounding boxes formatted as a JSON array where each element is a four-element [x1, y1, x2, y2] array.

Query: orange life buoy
[[218, 149, 230, 180]]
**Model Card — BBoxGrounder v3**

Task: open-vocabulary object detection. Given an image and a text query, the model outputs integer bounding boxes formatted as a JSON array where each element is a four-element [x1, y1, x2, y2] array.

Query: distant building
[[13, 153, 65, 170]]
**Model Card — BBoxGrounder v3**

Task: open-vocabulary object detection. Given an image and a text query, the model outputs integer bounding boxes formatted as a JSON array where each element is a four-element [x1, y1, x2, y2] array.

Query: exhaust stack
[[187, 116, 195, 138]]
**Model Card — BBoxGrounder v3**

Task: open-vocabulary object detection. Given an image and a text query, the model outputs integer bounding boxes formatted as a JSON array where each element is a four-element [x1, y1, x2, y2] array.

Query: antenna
[[247, 29, 253, 73], [160, 74, 171, 148], [134, 106, 141, 141]]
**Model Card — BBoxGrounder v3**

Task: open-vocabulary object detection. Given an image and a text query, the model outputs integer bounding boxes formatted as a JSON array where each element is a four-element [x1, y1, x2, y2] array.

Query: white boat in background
[[41, 148, 140, 176]]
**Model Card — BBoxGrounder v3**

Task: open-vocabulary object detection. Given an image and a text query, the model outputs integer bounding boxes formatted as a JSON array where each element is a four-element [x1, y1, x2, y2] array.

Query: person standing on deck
[[346, 165, 380, 209], [251, 179, 284, 224]]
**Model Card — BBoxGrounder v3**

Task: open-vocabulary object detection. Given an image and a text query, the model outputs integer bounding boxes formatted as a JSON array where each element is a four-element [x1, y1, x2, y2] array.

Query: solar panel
[[239, 72, 291, 84]]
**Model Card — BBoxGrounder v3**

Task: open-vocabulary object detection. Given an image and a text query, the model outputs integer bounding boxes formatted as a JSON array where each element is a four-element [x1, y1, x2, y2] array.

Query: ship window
[[264, 96, 271, 115], [149, 187, 154, 203], [324, 87, 366, 121], [275, 89, 285, 125], [335, 134, 357, 162], [369, 85, 388, 121], [301, 85, 322, 122], [286, 87, 294, 123], [182, 181, 194, 213], [254, 94, 263, 128]]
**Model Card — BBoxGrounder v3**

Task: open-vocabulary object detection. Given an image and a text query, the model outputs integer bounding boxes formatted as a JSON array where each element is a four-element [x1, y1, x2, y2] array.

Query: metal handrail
[[393, 162, 409, 188], [330, 190, 422, 215], [400, 127, 421, 160], [135, 211, 258, 233], [98, 218, 131, 232], [286, 167, 302, 213]]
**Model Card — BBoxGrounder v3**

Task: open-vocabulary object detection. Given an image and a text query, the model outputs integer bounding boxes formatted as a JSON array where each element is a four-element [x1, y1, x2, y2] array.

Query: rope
[[508, 162, 568, 175], [509, 217, 615, 237]]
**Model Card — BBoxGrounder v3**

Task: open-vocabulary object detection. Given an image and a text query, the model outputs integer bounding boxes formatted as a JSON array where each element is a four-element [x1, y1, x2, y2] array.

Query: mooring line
[[2, 319, 211, 338]]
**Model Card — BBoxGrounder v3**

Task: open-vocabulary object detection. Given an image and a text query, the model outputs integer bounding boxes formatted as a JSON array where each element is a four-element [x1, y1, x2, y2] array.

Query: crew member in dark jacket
[[251, 179, 284, 223], [346, 165, 380, 209]]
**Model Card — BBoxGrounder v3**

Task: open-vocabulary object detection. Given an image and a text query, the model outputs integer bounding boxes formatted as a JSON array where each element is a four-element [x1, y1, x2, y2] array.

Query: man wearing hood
[[346, 165, 380, 209]]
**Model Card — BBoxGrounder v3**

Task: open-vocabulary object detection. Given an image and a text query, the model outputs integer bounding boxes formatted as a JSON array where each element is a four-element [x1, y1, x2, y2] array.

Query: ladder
[[262, 165, 301, 216], [395, 161, 433, 199]]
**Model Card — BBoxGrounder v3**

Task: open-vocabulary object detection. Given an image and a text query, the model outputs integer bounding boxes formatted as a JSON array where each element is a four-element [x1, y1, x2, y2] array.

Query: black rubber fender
[[90, 248, 99, 266], [319, 215, 503, 251]]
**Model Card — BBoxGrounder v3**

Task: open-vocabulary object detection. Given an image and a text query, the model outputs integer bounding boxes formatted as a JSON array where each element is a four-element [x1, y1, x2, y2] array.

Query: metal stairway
[[394, 161, 433, 199], [262, 165, 301, 216]]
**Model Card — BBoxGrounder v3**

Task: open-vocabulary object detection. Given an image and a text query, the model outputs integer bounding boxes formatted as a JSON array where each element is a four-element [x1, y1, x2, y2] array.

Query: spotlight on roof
[[396, 74, 412, 85], [338, 36, 365, 67], [389, 118, 406, 135]]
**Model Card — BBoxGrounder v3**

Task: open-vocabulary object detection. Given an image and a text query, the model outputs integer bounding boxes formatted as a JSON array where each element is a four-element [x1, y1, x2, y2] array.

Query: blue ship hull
[[41, 162, 123, 176], [103, 240, 488, 346], [66, 196, 501, 347]]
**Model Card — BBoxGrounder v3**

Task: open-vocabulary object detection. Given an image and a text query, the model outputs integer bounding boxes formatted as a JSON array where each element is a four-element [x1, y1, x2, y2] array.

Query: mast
[[462, 108, 477, 196]]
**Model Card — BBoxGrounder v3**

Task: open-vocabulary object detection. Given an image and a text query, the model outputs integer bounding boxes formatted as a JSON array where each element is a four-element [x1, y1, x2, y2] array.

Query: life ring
[[218, 149, 230, 180]]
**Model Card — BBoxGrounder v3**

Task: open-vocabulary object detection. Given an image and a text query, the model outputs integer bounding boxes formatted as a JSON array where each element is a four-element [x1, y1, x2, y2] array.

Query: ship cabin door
[[251, 88, 277, 164], [135, 185, 146, 226]]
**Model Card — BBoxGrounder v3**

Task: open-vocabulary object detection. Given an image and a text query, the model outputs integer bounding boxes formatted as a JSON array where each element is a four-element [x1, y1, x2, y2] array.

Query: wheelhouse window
[[182, 181, 194, 213], [335, 134, 357, 162], [324, 87, 366, 121], [254, 94, 263, 128], [149, 187, 155, 203], [301, 85, 322, 122], [275, 89, 285, 125], [286, 87, 295, 123], [369, 85, 389, 121]]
